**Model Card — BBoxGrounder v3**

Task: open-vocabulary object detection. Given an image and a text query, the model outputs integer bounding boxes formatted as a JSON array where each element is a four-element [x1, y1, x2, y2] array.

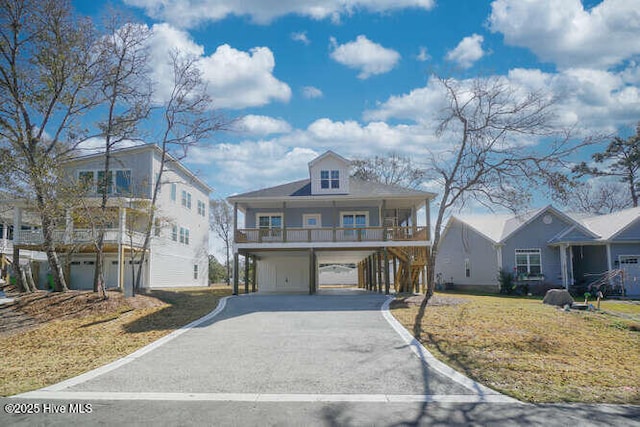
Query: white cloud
[[329, 35, 400, 79], [148, 23, 291, 109], [125, 0, 435, 27], [291, 31, 310, 45], [445, 34, 484, 69], [416, 46, 430, 62], [366, 66, 640, 133], [302, 86, 323, 99], [489, 0, 640, 69], [234, 115, 292, 136]]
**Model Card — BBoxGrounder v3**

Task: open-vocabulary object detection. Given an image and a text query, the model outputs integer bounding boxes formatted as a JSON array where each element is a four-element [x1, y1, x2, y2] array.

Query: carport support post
[[309, 248, 316, 295], [384, 248, 390, 295], [251, 255, 257, 292], [244, 253, 250, 294], [233, 252, 239, 295], [376, 251, 383, 293]]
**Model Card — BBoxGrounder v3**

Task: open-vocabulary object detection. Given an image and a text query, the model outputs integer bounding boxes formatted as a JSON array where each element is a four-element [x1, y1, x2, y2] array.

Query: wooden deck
[[235, 226, 429, 244]]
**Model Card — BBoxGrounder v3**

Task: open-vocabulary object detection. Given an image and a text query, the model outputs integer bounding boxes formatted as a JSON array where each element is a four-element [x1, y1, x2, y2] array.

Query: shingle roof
[[451, 205, 640, 244], [580, 206, 640, 240], [229, 177, 435, 200]]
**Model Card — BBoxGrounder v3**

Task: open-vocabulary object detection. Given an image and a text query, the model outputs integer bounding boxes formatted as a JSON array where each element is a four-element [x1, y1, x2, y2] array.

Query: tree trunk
[[41, 216, 69, 292]]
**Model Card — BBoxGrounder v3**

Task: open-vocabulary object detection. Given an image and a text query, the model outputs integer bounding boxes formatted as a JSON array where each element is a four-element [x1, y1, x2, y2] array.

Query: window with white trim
[[78, 169, 131, 195], [320, 170, 340, 189], [257, 214, 282, 229], [464, 258, 471, 278], [515, 249, 542, 278], [197, 200, 206, 217], [193, 264, 198, 280], [171, 183, 177, 202], [181, 190, 192, 209], [179, 227, 190, 245], [171, 225, 177, 241]]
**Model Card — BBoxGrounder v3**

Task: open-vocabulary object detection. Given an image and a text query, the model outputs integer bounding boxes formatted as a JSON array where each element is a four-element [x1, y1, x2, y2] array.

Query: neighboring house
[[436, 205, 640, 297], [228, 151, 436, 294], [2, 144, 210, 290]]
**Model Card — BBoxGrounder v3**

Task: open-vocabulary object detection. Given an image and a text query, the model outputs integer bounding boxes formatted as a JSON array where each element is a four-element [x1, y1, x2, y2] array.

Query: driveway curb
[[14, 296, 231, 397], [380, 297, 521, 403]]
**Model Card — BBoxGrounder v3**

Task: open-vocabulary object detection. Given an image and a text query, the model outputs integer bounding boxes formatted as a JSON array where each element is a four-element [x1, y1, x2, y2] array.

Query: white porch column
[[560, 244, 568, 289], [568, 246, 574, 287], [118, 207, 126, 290], [606, 243, 613, 285], [12, 206, 22, 244], [64, 209, 73, 244]]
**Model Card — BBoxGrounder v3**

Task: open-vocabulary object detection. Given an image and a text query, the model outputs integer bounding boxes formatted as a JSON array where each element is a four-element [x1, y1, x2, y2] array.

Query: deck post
[[425, 198, 431, 241], [282, 202, 287, 242], [332, 201, 337, 242], [392, 255, 398, 292], [309, 248, 316, 295], [233, 252, 239, 295], [366, 256, 371, 290], [233, 202, 238, 242], [244, 253, 250, 294]]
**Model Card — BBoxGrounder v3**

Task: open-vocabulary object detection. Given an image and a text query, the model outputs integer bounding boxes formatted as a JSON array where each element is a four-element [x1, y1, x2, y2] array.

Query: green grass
[[391, 293, 640, 404]]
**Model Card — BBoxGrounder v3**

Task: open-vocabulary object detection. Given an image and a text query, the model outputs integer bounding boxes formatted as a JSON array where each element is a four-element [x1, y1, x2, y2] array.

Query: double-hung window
[[515, 249, 542, 279], [197, 200, 206, 217], [181, 190, 192, 209], [179, 227, 190, 245], [341, 212, 367, 239], [97, 171, 113, 195], [78, 171, 95, 191], [257, 214, 282, 239], [320, 170, 340, 189]]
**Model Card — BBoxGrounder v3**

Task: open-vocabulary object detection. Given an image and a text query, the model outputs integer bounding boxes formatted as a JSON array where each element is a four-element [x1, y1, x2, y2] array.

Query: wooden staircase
[[388, 246, 427, 293]]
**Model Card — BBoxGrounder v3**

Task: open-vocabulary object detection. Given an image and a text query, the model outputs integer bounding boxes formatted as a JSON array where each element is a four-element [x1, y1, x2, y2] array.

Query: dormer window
[[321, 170, 340, 189]]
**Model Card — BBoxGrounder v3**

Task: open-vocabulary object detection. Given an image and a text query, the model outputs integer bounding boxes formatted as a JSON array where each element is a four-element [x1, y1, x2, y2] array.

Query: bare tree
[[420, 75, 591, 316], [563, 181, 631, 215], [572, 122, 640, 207], [209, 198, 233, 286], [351, 153, 427, 189], [0, 0, 99, 292], [133, 50, 226, 292], [91, 14, 152, 295]]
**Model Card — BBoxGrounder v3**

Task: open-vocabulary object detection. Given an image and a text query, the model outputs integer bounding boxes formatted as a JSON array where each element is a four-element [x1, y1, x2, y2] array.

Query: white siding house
[[3, 144, 210, 290]]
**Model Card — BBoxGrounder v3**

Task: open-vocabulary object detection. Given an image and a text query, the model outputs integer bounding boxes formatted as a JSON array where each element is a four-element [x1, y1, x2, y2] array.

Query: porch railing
[[14, 229, 146, 247], [235, 226, 429, 244]]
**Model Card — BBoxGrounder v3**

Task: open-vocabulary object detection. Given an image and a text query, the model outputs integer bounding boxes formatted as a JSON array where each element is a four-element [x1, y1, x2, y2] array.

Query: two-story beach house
[[2, 144, 210, 290], [228, 151, 436, 294]]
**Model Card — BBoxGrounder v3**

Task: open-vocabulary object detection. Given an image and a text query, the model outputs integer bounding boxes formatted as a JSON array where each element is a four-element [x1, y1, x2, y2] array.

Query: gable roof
[[579, 206, 640, 241], [228, 176, 436, 201], [448, 205, 640, 245], [307, 150, 350, 168], [448, 205, 597, 244], [66, 143, 212, 193]]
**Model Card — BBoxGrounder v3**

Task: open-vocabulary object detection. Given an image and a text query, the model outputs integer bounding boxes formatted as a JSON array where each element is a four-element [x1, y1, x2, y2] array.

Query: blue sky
[[74, 0, 640, 203]]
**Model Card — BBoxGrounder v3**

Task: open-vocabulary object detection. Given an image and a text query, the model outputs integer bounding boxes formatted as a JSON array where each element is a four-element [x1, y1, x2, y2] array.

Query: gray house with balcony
[[228, 151, 436, 294]]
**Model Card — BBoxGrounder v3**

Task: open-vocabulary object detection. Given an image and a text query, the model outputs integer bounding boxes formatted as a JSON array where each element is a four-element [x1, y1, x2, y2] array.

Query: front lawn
[[391, 293, 640, 404], [0, 287, 230, 397]]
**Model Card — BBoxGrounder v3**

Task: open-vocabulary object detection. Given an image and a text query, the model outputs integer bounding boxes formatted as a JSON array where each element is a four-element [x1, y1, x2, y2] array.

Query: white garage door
[[619, 256, 640, 297], [69, 260, 95, 290]]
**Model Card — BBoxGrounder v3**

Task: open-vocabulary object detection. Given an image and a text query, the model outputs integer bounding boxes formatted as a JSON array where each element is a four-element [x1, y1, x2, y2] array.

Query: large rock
[[542, 289, 574, 307]]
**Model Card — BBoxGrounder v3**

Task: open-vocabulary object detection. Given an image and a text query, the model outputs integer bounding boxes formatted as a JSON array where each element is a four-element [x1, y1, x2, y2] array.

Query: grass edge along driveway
[[0, 286, 231, 397], [390, 293, 640, 404]]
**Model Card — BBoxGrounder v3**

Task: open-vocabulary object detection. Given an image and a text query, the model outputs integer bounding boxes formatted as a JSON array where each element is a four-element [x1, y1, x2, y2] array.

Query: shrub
[[498, 269, 515, 294]]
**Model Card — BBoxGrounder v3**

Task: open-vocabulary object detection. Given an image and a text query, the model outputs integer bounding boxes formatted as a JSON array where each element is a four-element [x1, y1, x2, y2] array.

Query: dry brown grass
[[0, 287, 230, 397], [391, 293, 640, 404]]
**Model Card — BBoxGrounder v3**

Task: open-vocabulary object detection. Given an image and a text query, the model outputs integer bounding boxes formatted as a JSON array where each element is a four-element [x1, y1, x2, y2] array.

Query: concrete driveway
[[5, 289, 640, 426]]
